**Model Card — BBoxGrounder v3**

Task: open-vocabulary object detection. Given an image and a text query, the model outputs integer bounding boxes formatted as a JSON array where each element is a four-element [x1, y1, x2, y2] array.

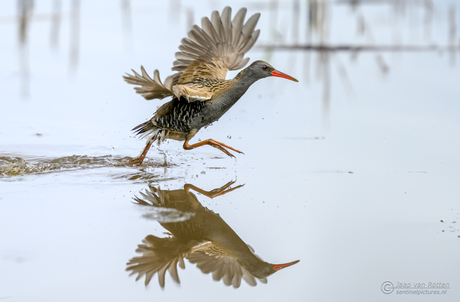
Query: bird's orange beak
[[271, 70, 299, 82], [272, 260, 300, 271]]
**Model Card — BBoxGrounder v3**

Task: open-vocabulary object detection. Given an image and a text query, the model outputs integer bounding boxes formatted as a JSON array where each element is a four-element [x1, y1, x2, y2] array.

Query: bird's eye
[[262, 66, 267, 70]]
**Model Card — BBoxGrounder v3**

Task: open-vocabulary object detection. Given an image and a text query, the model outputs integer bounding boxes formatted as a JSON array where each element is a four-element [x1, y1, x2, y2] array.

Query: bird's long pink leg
[[183, 139, 244, 158], [128, 141, 152, 166]]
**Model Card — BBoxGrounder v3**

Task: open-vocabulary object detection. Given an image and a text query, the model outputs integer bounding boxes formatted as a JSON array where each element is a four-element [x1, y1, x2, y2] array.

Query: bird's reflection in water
[[127, 181, 299, 288]]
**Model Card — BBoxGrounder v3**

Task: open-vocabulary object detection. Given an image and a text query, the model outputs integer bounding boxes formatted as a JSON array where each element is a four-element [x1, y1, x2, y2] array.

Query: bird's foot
[[184, 139, 244, 158], [127, 157, 145, 166], [127, 142, 152, 166], [211, 141, 244, 157]]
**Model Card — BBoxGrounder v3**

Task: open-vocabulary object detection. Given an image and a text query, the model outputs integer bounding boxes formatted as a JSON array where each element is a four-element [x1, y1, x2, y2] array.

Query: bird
[[123, 6, 298, 165], [126, 181, 300, 288]]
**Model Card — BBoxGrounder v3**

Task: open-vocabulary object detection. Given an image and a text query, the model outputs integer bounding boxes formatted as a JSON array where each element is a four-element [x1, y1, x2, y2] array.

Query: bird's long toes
[[127, 157, 143, 166], [227, 146, 244, 154], [221, 148, 235, 158], [232, 184, 245, 190], [213, 180, 235, 192], [223, 146, 243, 155], [226, 180, 237, 187]]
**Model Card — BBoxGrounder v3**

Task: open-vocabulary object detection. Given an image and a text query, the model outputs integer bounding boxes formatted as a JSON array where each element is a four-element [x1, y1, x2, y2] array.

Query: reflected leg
[[185, 180, 245, 198]]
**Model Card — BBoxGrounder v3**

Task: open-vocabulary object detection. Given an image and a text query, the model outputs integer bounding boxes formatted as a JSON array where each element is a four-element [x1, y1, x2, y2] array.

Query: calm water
[[1, 0, 459, 301]]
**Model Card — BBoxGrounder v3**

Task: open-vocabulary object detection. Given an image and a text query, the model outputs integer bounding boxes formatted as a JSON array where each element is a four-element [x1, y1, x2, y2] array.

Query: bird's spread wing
[[123, 67, 179, 100], [174, 6, 261, 83], [187, 246, 267, 288], [122, 66, 216, 102], [123, 7, 260, 102]]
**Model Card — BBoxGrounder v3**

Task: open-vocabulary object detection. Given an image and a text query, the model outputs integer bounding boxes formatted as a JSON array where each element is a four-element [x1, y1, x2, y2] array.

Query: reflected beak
[[271, 70, 299, 82], [272, 260, 300, 271]]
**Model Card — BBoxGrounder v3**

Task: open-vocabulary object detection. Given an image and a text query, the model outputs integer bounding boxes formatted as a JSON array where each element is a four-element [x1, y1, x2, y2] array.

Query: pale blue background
[[1, 1, 459, 301]]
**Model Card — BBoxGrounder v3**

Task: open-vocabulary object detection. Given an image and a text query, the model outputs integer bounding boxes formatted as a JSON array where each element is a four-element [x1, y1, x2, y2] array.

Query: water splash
[[0, 155, 132, 176]]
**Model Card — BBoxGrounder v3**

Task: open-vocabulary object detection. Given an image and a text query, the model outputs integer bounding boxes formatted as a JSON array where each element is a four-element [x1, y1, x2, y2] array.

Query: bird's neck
[[234, 66, 259, 88], [217, 67, 258, 107], [210, 71, 256, 118]]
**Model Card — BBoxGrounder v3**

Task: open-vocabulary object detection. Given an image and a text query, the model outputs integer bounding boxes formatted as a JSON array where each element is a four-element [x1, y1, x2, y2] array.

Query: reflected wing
[[173, 6, 261, 83], [133, 189, 196, 223], [126, 235, 202, 287], [187, 248, 267, 288]]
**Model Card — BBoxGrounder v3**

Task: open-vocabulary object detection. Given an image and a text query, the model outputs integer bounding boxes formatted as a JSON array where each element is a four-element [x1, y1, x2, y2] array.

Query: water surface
[[1, 1, 459, 301]]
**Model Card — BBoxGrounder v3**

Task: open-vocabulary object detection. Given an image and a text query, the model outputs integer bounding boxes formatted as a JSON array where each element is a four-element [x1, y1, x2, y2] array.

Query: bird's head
[[251, 259, 300, 279], [244, 60, 299, 82]]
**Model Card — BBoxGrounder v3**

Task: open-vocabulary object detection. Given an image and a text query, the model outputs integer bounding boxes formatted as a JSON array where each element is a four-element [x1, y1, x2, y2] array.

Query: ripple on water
[[0, 155, 155, 177]]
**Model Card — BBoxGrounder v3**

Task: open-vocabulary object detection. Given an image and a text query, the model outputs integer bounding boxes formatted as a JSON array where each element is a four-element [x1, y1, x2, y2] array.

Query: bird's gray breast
[[191, 88, 247, 130]]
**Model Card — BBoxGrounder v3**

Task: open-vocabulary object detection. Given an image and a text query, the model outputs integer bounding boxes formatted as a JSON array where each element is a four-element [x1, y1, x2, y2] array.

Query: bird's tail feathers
[[132, 121, 167, 145]]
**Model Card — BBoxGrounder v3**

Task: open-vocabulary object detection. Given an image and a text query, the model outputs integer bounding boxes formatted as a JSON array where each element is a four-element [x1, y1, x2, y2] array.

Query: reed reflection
[[17, 0, 33, 98], [9, 0, 458, 103], [256, 0, 459, 121], [126, 181, 299, 288]]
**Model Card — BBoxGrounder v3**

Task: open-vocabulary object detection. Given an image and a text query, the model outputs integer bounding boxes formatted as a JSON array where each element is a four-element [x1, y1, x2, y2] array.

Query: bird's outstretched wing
[[187, 245, 267, 288], [123, 67, 179, 100], [123, 7, 260, 102], [173, 6, 260, 83]]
